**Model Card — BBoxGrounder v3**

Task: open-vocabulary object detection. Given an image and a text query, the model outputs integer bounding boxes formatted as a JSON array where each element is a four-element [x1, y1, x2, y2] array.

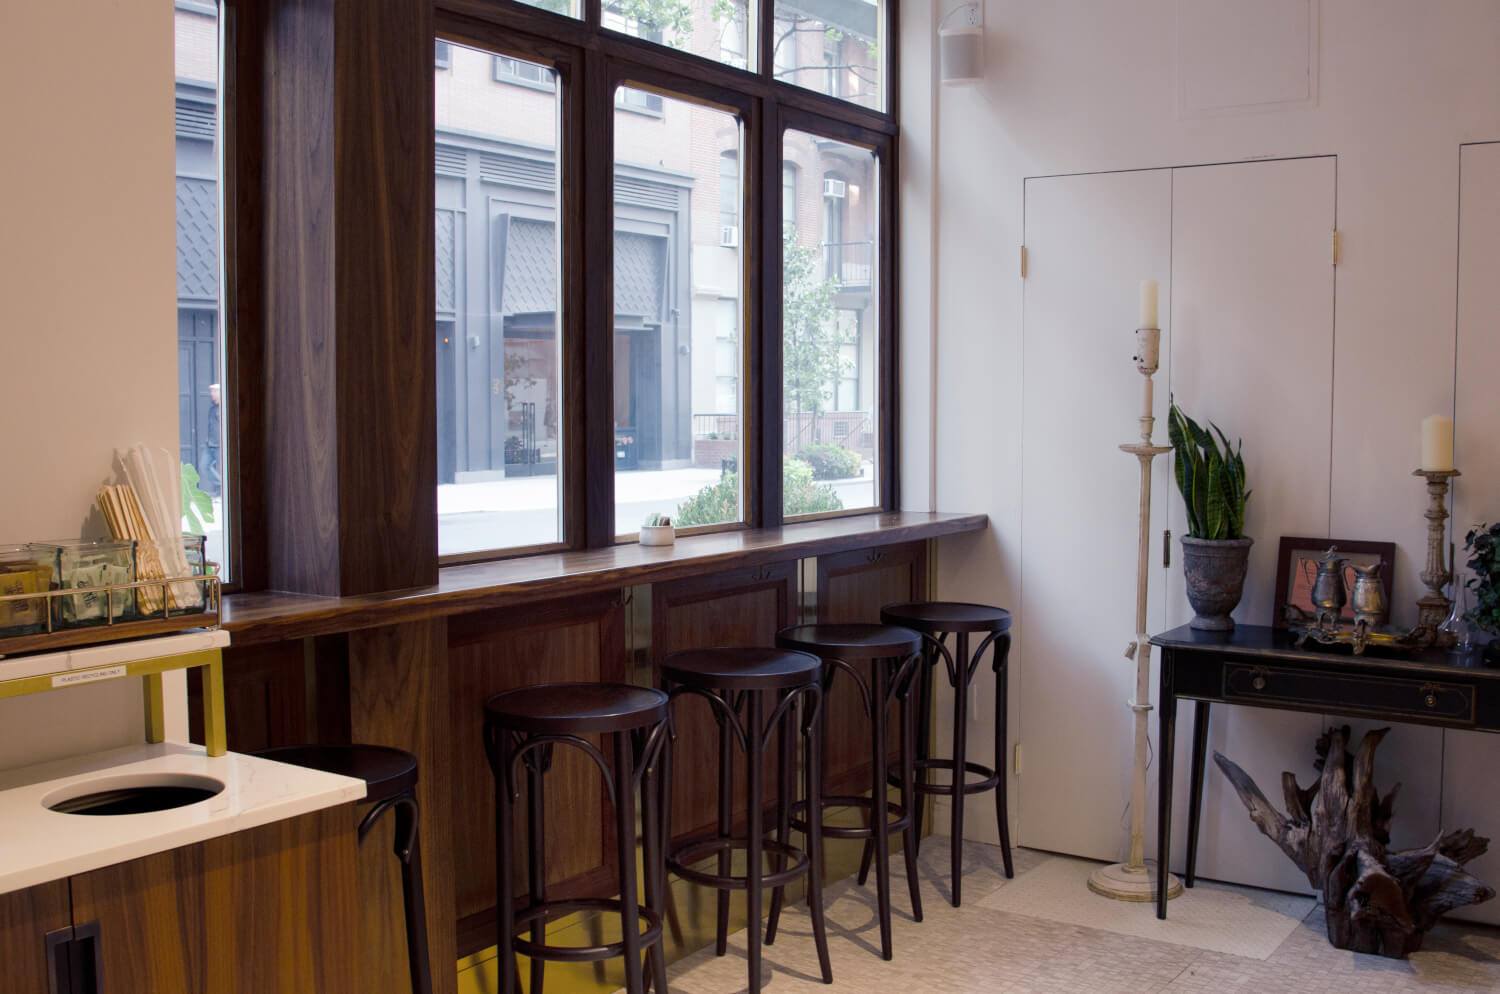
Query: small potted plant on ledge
[[1464, 522, 1500, 666], [640, 513, 675, 547], [1169, 400, 1252, 631]]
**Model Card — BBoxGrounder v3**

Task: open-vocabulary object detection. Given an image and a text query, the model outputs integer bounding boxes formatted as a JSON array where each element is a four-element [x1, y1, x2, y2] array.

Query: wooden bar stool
[[256, 744, 433, 994], [773, 624, 924, 961], [875, 601, 1014, 906], [483, 682, 670, 994], [660, 647, 832, 993]]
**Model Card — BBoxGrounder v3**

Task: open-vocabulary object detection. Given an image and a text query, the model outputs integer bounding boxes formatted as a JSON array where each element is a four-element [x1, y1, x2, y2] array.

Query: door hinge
[[1332, 229, 1341, 266], [1020, 245, 1028, 278], [1013, 742, 1022, 775]]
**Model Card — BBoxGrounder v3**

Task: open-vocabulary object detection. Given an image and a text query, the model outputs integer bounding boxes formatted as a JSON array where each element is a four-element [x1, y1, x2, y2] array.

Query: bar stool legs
[[763, 695, 833, 982], [662, 648, 831, 993], [255, 745, 434, 994], [356, 790, 434, 994], [484, 684, 670, 994], [871, 604, 1016, 908]]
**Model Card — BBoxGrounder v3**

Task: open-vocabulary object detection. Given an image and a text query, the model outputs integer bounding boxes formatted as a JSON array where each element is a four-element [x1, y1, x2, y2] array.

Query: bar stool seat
[[256, 744, 432, 994], [486, 682, 669, 733], [777, 623, 923, 659], [660, 647, 832, 992], [484, 682, 670, 994], [774, 623, 924, 962], [877, 601, 1014, 905]]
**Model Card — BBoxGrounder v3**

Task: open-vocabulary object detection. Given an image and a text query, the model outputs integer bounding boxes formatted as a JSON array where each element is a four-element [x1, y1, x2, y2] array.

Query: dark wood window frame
[[223, 0, 899, 593]]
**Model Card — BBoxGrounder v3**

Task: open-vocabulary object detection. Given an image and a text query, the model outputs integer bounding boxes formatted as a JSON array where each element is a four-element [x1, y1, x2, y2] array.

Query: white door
[[1017, 168, 1174, 861], [1445, 140, 1500, 925], [1018, 158, 1337, 893], [1160, 156, 1336, 894]]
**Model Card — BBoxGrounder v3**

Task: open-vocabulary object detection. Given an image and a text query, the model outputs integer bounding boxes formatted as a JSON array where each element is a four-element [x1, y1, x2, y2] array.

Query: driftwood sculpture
[[1214, 725, 1493, 958]]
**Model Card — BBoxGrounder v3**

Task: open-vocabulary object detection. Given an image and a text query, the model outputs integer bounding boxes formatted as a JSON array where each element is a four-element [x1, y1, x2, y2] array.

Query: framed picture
[[1273, 536, 1397, 629]]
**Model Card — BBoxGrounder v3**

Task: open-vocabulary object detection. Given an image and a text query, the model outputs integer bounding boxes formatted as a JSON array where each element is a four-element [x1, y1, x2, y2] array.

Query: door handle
[[72, 921, 102, 994], [44, 921, 102, 994]]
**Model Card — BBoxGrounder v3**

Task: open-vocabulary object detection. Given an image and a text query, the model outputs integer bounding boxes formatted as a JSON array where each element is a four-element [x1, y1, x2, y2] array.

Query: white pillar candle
[[1420, 414, 1454, 471], [1139, 280, 1158, 329]]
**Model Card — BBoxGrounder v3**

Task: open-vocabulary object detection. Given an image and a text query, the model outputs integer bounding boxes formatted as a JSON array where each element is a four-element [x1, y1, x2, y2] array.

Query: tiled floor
[[659, 840, 1500, 994]]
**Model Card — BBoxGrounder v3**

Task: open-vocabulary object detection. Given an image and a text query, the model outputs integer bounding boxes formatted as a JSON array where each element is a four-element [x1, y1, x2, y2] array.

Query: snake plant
[[1168, 400, 1250, 540]]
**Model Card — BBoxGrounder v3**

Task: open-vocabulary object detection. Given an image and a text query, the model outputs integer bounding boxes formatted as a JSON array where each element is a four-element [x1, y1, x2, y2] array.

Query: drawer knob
[[1252, 675, 1267, 691], [1425, 693, 1437, 709]]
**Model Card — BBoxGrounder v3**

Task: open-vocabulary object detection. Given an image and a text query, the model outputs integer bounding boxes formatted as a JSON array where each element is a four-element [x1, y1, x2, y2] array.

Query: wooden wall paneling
[[347, 619, 457, 994], [815, 542, 928, 798], [447, 595, 626, 957], [188, 641, 310, 752], [68, 806, 359, 994], [258, 0, 437, 596], [651, 562, 797, 844], [0, 880, 71, 994]]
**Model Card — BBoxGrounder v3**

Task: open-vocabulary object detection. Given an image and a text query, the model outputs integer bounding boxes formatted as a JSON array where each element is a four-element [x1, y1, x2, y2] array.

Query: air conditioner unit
[[823, 178, 846, 198], [719, 225, 740, 247]]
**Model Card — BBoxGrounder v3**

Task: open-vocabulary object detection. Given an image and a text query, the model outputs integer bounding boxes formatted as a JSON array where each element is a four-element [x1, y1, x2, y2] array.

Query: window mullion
[[580, 47, 616, 547], [757, 99, 784, 528]]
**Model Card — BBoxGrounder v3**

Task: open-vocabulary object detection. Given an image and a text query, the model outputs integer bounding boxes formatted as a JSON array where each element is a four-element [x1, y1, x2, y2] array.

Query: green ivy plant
[[181, 462, 215, 536], [1464, 522, 1500, 636], [1168, 400, 1250, 541]]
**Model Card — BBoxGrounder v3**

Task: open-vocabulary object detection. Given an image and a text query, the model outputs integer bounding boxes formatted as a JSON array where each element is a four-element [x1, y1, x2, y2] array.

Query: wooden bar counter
[[200, 512, 986, 993]]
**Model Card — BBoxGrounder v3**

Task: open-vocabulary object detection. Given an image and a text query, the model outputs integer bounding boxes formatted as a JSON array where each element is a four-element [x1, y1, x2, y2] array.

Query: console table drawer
[[1222, 662, 1476, 724]]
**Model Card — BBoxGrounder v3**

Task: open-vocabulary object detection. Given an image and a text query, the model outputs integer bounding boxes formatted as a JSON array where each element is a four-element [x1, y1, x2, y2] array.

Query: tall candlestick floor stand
[[1088, 326, 1182, 903]]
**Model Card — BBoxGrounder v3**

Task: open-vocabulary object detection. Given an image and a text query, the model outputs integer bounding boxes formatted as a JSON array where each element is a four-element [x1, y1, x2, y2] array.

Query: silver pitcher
[[1304, 547, 1348, 626], [1348, 561, 1387, 632]]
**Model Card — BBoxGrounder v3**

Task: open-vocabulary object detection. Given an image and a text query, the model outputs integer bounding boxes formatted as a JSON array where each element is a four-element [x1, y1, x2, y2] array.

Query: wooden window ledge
[[221, 511, 987, 645]]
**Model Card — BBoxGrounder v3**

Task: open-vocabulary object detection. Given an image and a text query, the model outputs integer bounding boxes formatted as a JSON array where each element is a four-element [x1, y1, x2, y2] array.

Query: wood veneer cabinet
[[0, 807, 359, 994]]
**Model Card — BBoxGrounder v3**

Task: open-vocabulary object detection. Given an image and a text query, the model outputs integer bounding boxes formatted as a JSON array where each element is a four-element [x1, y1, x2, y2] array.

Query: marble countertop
[[0, 741, 366, 894]]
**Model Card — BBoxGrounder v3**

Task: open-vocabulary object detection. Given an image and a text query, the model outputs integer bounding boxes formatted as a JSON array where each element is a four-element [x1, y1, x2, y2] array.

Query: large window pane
[[174, 0, 228, 577], [614, 90, 744, 535], [604, 1, 754, 71], [515, 0, 582, 17], [782, 130, 878, 517], [772, 1, 882, 111], [435, 45, 564, 555]]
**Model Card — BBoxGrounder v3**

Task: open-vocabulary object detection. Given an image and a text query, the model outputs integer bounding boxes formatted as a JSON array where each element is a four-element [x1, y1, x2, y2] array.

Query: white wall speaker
[[940, 25, 984, 86]]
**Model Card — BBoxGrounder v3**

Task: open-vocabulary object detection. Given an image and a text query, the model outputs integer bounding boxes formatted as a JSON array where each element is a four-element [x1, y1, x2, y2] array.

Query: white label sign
[[51, 665, 127, 688]]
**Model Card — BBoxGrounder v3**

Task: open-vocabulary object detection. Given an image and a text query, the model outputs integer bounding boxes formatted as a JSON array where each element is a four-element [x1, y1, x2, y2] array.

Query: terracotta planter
[[1181, 536, 1253, 631]]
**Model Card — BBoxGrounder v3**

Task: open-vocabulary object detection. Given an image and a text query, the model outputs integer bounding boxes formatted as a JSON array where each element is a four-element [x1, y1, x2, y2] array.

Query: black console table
[[1152, 623, 1500, 919]]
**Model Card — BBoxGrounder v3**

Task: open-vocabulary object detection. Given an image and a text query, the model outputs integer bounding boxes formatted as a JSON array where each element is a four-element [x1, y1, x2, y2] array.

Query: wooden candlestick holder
[[1412, 468, 1460, 647]]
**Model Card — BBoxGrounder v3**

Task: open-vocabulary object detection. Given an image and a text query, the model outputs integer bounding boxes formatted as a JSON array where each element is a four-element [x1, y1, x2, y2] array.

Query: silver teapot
[[1304, 547, 1348, 626]]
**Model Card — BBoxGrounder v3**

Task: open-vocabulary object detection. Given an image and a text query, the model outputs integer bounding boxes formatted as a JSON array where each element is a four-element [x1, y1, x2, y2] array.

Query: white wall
[[0, 2, 180, 769], [906, 0, 1500, 917]]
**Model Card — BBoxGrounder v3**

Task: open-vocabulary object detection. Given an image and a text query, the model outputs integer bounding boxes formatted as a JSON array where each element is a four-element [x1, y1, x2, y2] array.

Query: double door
[[1016, 156, 1337, 893]]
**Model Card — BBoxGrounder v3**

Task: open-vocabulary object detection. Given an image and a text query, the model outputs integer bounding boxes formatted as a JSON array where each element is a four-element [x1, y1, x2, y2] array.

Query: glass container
[[47, 539, 137, 627], [0, 544, 56, 637], [177, 533, 209, 613], [1440, 585, 1474, 650]]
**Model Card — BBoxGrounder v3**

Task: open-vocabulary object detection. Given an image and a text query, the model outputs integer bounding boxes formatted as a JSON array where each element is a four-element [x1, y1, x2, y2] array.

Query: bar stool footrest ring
[[511, 898, 663, 964], [788, 794, 911, 840], [668, 836, 810, 890], [887, 758, 1000, 797]]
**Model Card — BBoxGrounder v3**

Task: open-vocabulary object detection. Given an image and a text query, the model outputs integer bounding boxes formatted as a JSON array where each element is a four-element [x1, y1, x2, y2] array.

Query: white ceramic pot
[[639, 525, 676, 547]]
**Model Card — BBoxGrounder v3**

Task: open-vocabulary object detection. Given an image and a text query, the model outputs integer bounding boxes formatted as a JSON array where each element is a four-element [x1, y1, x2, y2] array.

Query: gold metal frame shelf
[[0, 641, 227, 756], [0, 573, 220, 657]]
